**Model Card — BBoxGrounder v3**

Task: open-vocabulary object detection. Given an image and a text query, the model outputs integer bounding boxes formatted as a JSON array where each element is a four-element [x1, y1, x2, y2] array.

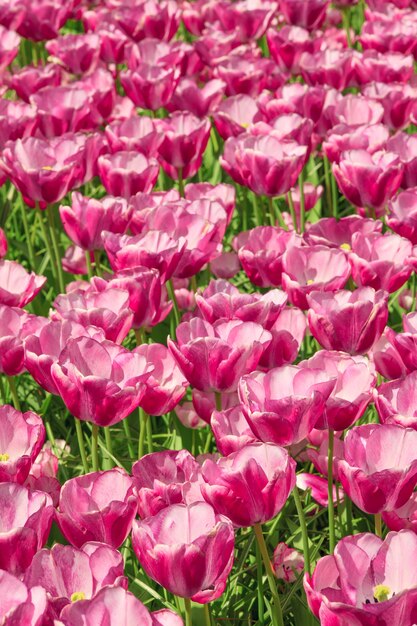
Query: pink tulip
[[0, 305, 46, 376], [97, 151, 159, 198], [195, 280, 287, 328], [16, 0, 71, 41], [215, 56, 275, 99], [282, 245, 351, 309], [0, 135, 88, 206], [211, 405, 258, 456], [129, 189, 181, 235], [10, 62, 63, 103], [307, 433, 344, 480], [168, 78, 226, 118], [132, 449, 203, 519], [371, 328, 409, 381], [0, 227, 6, 258], [300, 351, 375, 430], [267, 25, 314, 74], [356, 50, 415, 85], [0, 260, 45, 308], [24, 542, 126, 618], [51, 336, 152, 426], [272, 543, 304, 583], [297, 473, 343, 508], [168, 318, 271, 392], [201, 442, 295, 527], [31, 85, 99, 137], [304, 530, 417, 625], [304, 215, 382, 248], [120, 65, 180, 111], [330, 95, 384, 128], [132, 501, 234, 603], [349, 231, 414, 292], [333, 149, 404, 211], [387, 132, 417, 189], [383, 493, 417, 533], [59, 585, 183, 626], [388, 188, 417, 244], [211, 251, 241, 279], [337, 424, 417, 514], [363, 82, 417, 130], [56, 469, 137, 548], [238, 365, 336, 446], [0, 570, 47, 626], [24, 319, 105, 395], [323, 123, 390, 164], [0, 483, 53, 574], [376, 371, 417, 429], [107, 267, 171, 329], [105, 116, 162, 156], [213, 94, 260, 140], [157, 112, 211, 180], [103, 230, 186, 281], [192, 389, 239, 424], [134, 343, 188, 415], [300, 49, 355, 90], [0, 23, 19, 72], [184, 183, 236, 225], [236, 226, 302, 288], [258, 307, 307, 369], [46, 33, 100, 75], [0, 405, 45, 484], [222, 133, 307, 197], [307, 287, 389, 354], [214, 0, 277, 42], [280, 0, 329, 29], [53, 279, 133, 344], [60, 192, 132, 251]]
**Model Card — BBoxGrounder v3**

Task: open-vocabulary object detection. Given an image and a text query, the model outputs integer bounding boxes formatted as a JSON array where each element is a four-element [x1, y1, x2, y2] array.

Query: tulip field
[[4, 0, 417, 624]]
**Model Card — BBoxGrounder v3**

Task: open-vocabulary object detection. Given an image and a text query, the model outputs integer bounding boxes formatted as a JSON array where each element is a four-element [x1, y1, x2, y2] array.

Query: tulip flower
[[132, 501, 234, 603], [0, 405, 45, 484], [59, 193, 132, 251], [168, 318, 271, 392], [323, 123, 390, 164], [0, 305, 47, 376], [0, 482, 53, 574], [168, 77, 226, 118], [120, 65, 180, 111], [201, 442, 296, 527], [211, 405, 258, 456], [236, 226, 302, 288], [267, 25, 314, 74], [0, 260, 46, 308], [97, 151, 160, 198], [24, 542, 127, 618], [356, 50, 415, 85], [387, 132, 417, 189], [0, 570, 47, 626], [300, 49, 355, 90], [388, 188, 417, 244], [272, 543, 304, 583], [375, 371, 417, 429], [337, 423, 417, 514], [239, 365, 336, 446], [304, 530, 417, 625], [383, 493, 417, 534], [304, 215, 382, 248], [300, 351, 375, 430], [105, 116, 162, 156], [30, 86, 99, 137], [0, 99, 37, 150], [213, 94, 260, 140], [297, 473, 343, 508], [46, 33, 100, 75], [184, 182, 236, 225], [51, 336, 153, 426], [10, 62, 63, 103], [56, 469, 137, 548], [53, 279, 133, 344], [349, 231, 414, 293], [132, 449, 203, 519], [307, 287, 389, 354], [333, 149, 404, 211], [280, 0, 329, 29], [282, 245, 351, 309], [258, 307, 307, 369]]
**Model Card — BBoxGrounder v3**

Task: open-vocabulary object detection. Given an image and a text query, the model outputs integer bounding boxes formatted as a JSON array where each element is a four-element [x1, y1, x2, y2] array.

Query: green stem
[[342, 8, 352, 47], [203, 605, 211, 626], [138, 406, 149, 459], [38, 204, 58, 285], [103, 426, 114, 469], [256, 541, 265, 625], [93, 250, 102, 276], [292, 485, 311, 575], [323, 157, 334, 218], [375, 513, 382, 538], [167, 279, 180, 334], [147, 414, 154, 454], [20, 201, 36, 270], [215, 391, 222, 412], [0, 376, 6, 404], [286, 190, 298, 233], [75, 418, 89, 474], [253, 523, 284, 626], [298, 171, 306, 233], [178, 168, 185, 198], [134, 328, 144, 346], [122, 419, 135, 459], [184, 597, 192, 626], [328, 429, 336, 553], [253, 195, 262, 227], [47, 205, 65, 293], [7, 376, 20, 411], [92, 424, 99, 472], [346, 495, 353, 535], [85, 251, 93, 280]]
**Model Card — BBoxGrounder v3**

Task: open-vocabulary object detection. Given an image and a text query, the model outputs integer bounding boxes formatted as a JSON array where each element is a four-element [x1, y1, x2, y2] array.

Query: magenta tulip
[[0, 570, 47, 626], [211, 405, 258, 456], [51, 336, 152, 426], [56, 469, 137, 548], [98, 151, 159, 198], [376, 371, 417, 429], [272, 543, 304, 583], [0, 260, 45, 308], [388, 188, 417, 244], [304, 216, 382, 249], [258, 307, 307, 369], [337, 424, 417, 514], [132, 501, 234, 603], [213, 94, 260, 140], [307, 287, 389, 354], [105, 116, 162, 156], [0, 405, 45, 484], [239, 365, 336, 446], [201, 442, 295, 527], [0, 305, 47, 376]]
